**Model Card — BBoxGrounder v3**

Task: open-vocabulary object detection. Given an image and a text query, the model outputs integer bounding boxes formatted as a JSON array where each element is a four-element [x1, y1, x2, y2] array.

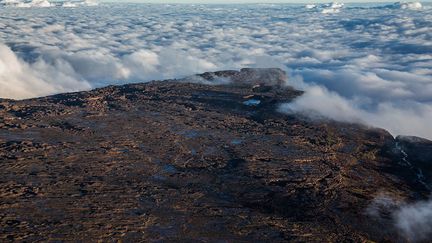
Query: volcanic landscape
[[1, 68, 431, 242]]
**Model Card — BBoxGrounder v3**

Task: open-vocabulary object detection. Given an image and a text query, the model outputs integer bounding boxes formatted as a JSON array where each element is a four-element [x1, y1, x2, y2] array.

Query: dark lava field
[[1, 68, 431, 242]]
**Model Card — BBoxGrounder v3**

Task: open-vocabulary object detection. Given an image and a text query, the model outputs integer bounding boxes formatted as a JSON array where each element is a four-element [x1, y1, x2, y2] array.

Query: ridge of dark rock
[[0, 68, 430, 242], [193, 68, 288, 87], [395, 136, 432, 186]]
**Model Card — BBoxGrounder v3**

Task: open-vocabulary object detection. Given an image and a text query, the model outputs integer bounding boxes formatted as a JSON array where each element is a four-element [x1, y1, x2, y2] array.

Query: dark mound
[[0, 68, 430, 242]]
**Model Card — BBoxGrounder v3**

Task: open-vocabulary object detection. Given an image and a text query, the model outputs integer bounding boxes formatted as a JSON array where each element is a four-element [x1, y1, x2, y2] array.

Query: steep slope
[[0, 68, 430, 242]]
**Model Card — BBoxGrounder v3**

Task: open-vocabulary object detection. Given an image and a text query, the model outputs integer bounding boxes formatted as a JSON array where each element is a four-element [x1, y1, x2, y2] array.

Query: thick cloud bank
[[0, 43, 90, 99], [367, 194, 432, 242], [0, 0, 97, 8], [394, 2, 423, 10], [0, 3, 431, 138], [304, 2, 345, 14], [395, 198, 432, 242]]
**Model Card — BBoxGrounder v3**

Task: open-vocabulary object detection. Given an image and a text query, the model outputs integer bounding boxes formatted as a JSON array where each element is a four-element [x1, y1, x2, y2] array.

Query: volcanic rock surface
[[0, 68, 430, 242], [395, 136, 432, 187]]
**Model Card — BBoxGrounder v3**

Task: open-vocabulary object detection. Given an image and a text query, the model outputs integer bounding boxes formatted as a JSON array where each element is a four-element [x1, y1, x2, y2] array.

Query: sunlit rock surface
[[0, 68, 430, 242]]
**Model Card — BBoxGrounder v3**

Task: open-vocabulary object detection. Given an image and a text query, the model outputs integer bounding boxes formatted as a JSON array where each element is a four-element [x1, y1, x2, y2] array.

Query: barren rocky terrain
[[0, 68, 430, 242]]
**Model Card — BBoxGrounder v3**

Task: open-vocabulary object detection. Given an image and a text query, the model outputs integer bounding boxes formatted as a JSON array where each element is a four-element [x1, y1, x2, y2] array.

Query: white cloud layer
[[0, 43, 91, 98], [0, 0, 97, 8], [367, 193, 432, 242], [394, 198, 432, 242], [0, 3, 431, 138]]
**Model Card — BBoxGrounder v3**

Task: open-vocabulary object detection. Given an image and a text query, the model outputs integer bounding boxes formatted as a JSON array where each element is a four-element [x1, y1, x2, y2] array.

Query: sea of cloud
[[0, 2, 431, 139]]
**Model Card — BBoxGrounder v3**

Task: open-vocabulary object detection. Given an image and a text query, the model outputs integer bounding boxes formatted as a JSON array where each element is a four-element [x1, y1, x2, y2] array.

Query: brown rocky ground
[[0, 68, 430, 242]]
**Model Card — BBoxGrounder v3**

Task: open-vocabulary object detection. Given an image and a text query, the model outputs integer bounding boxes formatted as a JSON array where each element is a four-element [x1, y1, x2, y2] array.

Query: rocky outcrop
[[0, 68, 430, 242], [395, 136, 432, 186], [194, 68, 288, 87]]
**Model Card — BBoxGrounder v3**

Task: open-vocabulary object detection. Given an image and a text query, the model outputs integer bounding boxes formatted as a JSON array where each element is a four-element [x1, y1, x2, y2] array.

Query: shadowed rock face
[[0, 68, 430, 242], [395, 136, 432, 186]]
